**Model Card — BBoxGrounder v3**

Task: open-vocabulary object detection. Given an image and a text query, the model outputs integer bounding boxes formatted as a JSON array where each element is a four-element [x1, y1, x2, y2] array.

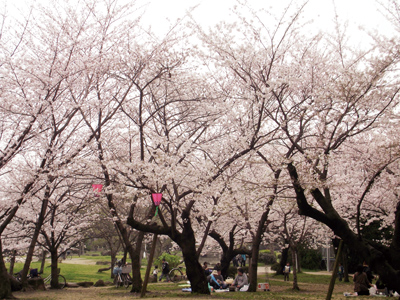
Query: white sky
[[140, 0, 395, 41], [3, 0, 397, 44]]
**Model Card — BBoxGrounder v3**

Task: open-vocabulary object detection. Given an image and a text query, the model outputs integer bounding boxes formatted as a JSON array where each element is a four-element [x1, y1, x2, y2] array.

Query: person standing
[[338, 263, 344, 281], [237, 254, 243, 267], [283, 263, 291, 281], [152, 265, 159, 282], [232, 256, 239, 267], [159, 258, 170, 282], [241, 254, 246, 267]]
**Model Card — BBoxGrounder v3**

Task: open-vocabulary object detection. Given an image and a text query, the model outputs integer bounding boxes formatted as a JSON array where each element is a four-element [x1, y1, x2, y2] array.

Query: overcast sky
[[3, 0, 396, 45], [140, 0, 395, 42]]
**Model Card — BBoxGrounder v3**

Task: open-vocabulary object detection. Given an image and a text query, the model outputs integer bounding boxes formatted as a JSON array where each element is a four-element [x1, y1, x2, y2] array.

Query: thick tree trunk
[[277, 246, 289, 275], [248, 210, 270, 292], [127, 200, 210, 294], [342, 246, 350, 282], [248, 244, 259, 292], [209, 226, 235, 279], [50, 250, 60, 289], [178, 203, 209, 294], [291, 247, 299, 290], [7, 250, 17, 276], [209, 225, 251, 280], [130, 230, 144, 293], [287, 162, 400, 292], [39, 250, 46, 275], [110, 254, 117, 279], [21, 184, 51, 285], [180, 241, 209, 294], [0, 240, 14, 299]]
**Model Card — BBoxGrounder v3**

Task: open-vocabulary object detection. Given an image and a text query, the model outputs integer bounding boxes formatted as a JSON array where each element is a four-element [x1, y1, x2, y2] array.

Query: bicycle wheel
[[115, 275, 119, 287], [57, 275, 66, 289], [123, 274, 132, 289], [115, 274, 123, 287], [169, 268, 184, 282]]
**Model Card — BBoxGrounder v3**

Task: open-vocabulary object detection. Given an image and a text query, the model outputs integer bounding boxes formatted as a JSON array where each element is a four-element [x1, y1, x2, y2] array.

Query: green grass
[[8, 255, 353, 300], [9, 262, 112, 283]]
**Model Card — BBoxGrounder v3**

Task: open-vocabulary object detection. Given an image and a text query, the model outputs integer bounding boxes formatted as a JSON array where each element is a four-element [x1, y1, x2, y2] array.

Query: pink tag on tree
[[151, 193, 162, 216]]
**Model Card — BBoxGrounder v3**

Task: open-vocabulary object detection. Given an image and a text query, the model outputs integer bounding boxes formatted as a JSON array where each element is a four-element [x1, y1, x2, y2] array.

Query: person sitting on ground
[[353, 264, 373, 296], [209, 269, 229, 289], [232, 267, 248, 291], [213, 262, 221, 271], [203, 262, 212, 276], [29, 268, 39, 278], [362, 261, 375, 283]]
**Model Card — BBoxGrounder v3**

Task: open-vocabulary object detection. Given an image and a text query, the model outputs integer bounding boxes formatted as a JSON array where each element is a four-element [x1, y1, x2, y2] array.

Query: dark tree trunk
[[177, 203, 209, 294], [110, 252, 117, 279], [287, 162, 400, 292], [50, 250, 60, 289], [39, 250, 46, 275], [0, 240, 14, 299], [97, 137, 144, 293], [297, 251, 302, 273], [21, 184, 51, 286], [7, 250, 16, 276], [180, 241, 209, 294], [291, 247, 299, 290], [277, 245, 289, 275], [208, 226, 250, 280], [127, 200, 210, 294], [248, 210, 271, 292], [130, 230, 144, 293], [343, 246, 350, 282]]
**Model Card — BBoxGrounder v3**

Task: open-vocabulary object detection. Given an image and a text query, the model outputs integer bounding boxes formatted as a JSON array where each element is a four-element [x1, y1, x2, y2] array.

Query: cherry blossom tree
[[198, 0, 400, 292], [0, 0, 142, 296], [36, 179, 95, 288]]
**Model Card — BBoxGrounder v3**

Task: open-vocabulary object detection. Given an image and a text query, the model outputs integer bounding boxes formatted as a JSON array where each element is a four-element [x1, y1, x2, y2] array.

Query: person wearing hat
[[209, 269, 228, 289], [232, 267, 248, 291]]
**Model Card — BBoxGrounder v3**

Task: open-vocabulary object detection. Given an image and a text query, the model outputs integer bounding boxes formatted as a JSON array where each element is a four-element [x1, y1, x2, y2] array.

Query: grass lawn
[[13, 278, 355, 300], [9, 256, 356, 299]]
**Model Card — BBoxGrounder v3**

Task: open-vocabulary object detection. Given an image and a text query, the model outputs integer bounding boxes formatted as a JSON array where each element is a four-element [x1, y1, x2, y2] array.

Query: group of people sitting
[[204, 262, 248, 291], [349, 261, 397, 297]]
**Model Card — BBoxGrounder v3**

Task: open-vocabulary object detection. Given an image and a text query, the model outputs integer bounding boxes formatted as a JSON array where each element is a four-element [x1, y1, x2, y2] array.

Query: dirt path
[[61, 258, 97, 265]]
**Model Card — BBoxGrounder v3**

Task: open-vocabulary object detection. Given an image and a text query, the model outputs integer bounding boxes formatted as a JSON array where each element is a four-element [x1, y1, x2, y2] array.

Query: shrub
[[259, 252, 277, 265], [299, 247, 322, 270], [271, 262, 280, 271], [153, 253, 181, 269]]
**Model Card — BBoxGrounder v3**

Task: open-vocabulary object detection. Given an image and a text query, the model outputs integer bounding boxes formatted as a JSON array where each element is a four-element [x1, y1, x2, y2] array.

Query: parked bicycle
[[43, 268, 66, 289], [64, 250, 72, 260], [115, 265, 132, 288], [168, 266, 186, 282], [13, 268, 66, 289]]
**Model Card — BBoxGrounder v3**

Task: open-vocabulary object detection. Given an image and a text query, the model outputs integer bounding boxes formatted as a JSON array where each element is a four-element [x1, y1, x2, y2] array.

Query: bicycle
[[168, 266, 186, 282], [65, 251, 72, 260], [13, 268, 66, 289], [43, 268, 66, 289], [115, 265, 132, 288]]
